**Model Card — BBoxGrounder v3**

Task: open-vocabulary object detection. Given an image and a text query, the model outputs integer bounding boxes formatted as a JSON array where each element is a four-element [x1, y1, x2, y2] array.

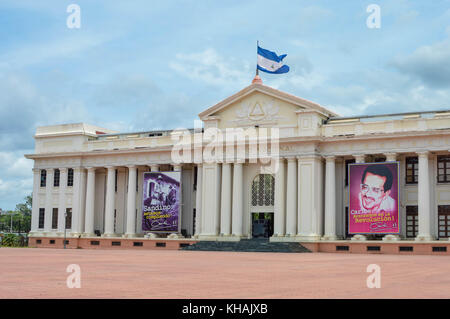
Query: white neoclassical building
[[26, 76, 450, 245]]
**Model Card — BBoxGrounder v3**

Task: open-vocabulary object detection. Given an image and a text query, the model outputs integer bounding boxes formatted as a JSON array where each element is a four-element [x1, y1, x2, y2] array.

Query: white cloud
[[169, 48, 251, 87]]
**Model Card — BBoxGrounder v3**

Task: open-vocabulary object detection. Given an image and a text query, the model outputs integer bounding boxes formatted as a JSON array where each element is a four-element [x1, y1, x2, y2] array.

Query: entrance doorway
[[252, 213, 274, 238]]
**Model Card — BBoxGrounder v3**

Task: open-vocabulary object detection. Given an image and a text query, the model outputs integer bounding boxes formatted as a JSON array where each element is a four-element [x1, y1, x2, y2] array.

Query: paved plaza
[[0, 248, 449, 298]]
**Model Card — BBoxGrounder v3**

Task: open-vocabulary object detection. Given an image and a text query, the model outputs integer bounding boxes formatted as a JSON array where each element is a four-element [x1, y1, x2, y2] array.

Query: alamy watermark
[[366, 264, 381, 288], [66, 264, 81, 288], [66, 4, 81, 29]]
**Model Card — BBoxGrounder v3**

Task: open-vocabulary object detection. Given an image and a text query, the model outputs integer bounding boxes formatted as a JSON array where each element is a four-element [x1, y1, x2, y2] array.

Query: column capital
[[417, 151, 429, 157], [85, 167, 97, 172], [384, 153, 397, 162], [353, 154, 366, 163], [105, 165, 116, 170], [172, 164, 182, 171], [46, 168, 55, 173], [150, 164, 160, 172], [324, 155, 336, 162], [126, 165, 136, 169], [59, 167, 68, 173], [73, 167, 85, 173], [286, 157, 297, 163], [32, 168, 41, 173]]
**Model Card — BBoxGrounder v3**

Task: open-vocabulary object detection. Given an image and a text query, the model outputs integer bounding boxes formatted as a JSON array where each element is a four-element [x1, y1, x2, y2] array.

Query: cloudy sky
[[1, 0, 450, 210]]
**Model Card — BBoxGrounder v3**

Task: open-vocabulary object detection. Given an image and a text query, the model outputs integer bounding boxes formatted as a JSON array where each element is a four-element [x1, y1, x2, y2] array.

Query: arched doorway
[[250, 174, 275, 238]]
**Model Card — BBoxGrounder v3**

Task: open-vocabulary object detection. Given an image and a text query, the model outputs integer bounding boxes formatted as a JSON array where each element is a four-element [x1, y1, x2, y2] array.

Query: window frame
[[437, 155, 450, 183], [438, 205, 450, 239], [406, 205, 418, 238], [38, 208, 45, 229], [67, 168, 74, 187], [40, 170, 47, 187], [53, 169, 60, 187], [405, 157, 419, 184]]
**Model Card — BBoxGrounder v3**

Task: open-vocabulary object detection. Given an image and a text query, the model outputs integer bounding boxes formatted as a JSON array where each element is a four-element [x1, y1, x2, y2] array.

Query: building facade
[[25, 77, 450, 243]]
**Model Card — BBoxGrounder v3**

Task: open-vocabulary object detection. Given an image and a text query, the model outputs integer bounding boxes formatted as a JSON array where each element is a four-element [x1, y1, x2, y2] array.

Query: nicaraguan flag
[[257, 46, 290, 74]]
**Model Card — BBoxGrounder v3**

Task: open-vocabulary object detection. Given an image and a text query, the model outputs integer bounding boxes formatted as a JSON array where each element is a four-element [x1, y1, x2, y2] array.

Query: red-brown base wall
[[29, 237, 198, 250], [300, 241, 450, 255]]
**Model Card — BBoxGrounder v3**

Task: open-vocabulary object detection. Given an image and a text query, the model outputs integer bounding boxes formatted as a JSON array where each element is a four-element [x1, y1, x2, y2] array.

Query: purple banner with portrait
[[142, 171, 181, 233], [349, 162, 400, 234]]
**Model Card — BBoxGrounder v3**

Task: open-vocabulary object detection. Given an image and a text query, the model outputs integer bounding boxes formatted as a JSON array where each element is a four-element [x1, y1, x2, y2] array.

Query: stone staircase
[[181, 238, 311, 253]]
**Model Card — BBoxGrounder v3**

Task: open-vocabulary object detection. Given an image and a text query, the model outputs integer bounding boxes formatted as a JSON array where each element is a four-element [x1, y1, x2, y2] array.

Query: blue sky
[[1, 0, 450, 210]]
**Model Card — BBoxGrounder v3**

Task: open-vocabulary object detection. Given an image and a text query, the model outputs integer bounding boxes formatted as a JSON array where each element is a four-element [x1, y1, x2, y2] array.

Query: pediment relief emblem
[[230, 100, 287, 126]]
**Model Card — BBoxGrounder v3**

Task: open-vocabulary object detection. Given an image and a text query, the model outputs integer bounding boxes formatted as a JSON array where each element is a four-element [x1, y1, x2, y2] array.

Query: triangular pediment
[[198, 83, 338, 128]]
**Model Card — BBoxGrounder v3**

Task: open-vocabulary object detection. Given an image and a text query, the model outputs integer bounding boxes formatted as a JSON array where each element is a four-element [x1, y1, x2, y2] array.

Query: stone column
[[71, 167, 86, 236], [416, 151, 434, 241], [285, 157, 297, 236], [273, 158, 286, 236], [83, 167, 96, 237], [232, 162, 244, 237], [30, 168, 41, 233], [323, 156, 338, 240], [124, 165, 137, 237], [351, 154, 367, 241], [44, 168, 54, 233], [382, 153, 401, 241], [103, 166, 116, 237], [195, 164, 203, 237], [220, 163, 232, 236], [57, 168, 68, 234]]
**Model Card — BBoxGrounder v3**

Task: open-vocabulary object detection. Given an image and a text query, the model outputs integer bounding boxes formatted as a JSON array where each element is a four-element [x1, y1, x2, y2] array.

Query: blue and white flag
[[257, 46, 290, 74]]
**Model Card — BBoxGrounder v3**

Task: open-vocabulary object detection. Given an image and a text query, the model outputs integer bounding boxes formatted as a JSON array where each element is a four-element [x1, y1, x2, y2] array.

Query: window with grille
[[40, 170, 46, 187], [251, 174, 275, 207], [406, 206, 418, 238], [38, 208, 45, 229], [52, 208, 58, 229], [65, 208, 72, 229], [438, 205, 450, 239], [437, 156, 450, 183], [54, 169, 60, 187], [405, 157, 418, 184], [67, 168, 74, 186]]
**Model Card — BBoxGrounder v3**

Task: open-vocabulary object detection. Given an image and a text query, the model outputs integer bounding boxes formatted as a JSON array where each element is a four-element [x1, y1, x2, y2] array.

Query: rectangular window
[[136, 171, 139, 192], [405, 157, 418, 184], [438, 205, 450, 239], [345, 159, 355, 186], [38, 208, 45, 229], [115, 169, 118, 192], [437, 156, 450, 183], [52, 208, 58, 229], [406, 206, 418, 238], [65, 208, 72, 229], [193, 166, 198, 191], [54, 169, 60, 187], [40, 170, 47, 187], [67, 168, 74, 187]]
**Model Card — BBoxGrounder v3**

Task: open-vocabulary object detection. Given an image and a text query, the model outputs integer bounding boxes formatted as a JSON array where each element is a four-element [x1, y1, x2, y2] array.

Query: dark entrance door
[[252, 213, 274, 238]]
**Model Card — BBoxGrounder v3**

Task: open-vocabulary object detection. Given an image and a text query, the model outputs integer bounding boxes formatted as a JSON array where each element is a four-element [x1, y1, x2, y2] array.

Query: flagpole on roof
[[256, 40, 259, 76]]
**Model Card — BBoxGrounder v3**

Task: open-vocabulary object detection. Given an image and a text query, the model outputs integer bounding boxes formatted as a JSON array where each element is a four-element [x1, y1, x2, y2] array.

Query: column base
[[144, 233, 160, 239], [81, 233, 98, 238], [167, 233, 184, 239], [382, 234, 401, 241], [351, 234, 367, 241], [321, 235, 342, 241], [415, 235, 435, 242], [296, 234, 322, 241], [122, 233, 138, 238], [102, 233, 120, 238], [70, 232, 83, 238], [217, 235, 240, 242]]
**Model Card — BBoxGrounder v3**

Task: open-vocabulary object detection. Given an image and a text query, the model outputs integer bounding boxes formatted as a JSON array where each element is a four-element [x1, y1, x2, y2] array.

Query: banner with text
[[349, 162, 400, 234], [142, 171, 181, 233]]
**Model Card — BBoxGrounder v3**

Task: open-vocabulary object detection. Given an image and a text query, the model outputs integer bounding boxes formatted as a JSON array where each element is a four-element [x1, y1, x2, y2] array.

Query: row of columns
[[33, 164, 185, 238], [322, 152, 434, 241]]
